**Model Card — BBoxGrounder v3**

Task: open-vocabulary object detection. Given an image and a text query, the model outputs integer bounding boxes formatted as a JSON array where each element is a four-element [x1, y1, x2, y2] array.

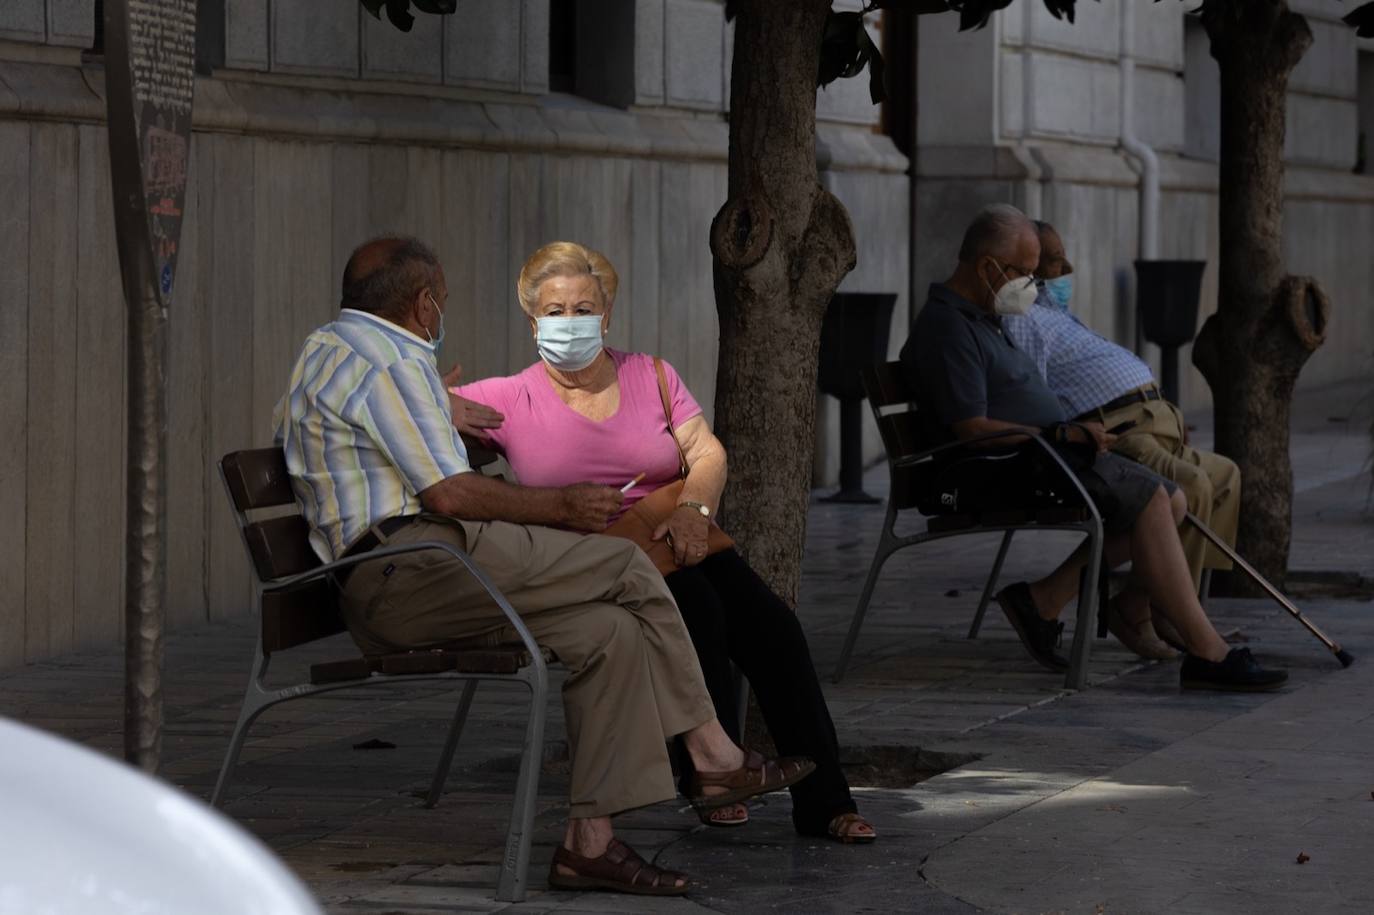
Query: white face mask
[[987, 262, 1038, 316], [536, 315, 605, 371]]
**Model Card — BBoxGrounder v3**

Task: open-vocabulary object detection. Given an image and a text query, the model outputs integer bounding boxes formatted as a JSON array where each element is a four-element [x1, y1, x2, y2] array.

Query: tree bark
[[1191, 0, 1327, 592], [711, 0, 857, 607]]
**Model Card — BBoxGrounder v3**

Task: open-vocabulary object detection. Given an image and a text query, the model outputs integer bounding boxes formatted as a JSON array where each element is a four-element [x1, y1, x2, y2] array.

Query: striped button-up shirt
[[1001, 292, 1156, 418], [274, 309, 470, 562]]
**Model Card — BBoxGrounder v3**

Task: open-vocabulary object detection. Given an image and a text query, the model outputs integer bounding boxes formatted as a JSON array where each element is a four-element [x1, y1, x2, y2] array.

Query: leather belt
[[1075, 385, 1161, 422], [337, 515, 419, 586]]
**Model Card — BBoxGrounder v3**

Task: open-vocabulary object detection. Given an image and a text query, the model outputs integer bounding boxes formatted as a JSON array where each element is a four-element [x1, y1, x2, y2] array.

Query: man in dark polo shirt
[[900, 204, 1285, 692]]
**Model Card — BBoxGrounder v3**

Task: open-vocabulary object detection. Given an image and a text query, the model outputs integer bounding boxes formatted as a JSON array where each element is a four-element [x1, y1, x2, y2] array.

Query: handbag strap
[[654, 357, 690, 479]]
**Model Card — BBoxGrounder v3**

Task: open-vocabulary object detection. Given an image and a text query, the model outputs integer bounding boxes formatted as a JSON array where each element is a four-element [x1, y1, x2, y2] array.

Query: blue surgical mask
[[1041, 275, 1074, 312], [536, 315, 604, 371], [424, 292, 445, 349]]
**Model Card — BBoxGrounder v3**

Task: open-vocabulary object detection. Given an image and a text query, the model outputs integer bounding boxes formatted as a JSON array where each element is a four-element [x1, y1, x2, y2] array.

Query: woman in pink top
[[451, 242, 874, 844]]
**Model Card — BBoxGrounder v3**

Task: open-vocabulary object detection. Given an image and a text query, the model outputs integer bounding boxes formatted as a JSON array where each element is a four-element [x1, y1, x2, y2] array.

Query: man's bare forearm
[[951, 416, 1041, 449], [420, 472, 565, 526]]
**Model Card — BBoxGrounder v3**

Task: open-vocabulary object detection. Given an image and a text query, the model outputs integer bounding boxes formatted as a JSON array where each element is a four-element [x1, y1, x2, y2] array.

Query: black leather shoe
[[1180, 647, 1288, 692], [995, 582, 1069, 671]]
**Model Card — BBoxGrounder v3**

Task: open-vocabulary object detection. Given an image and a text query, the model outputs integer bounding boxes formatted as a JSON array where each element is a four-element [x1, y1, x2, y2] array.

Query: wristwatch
[[678, 500, 710, 518]]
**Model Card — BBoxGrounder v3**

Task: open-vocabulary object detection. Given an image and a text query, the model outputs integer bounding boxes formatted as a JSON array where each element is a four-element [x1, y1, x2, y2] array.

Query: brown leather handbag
[[601, 358, 734, 576]]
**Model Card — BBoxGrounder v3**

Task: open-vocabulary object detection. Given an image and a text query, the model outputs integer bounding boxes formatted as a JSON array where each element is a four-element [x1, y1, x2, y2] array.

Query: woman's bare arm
[[674, 415, 727, 513]]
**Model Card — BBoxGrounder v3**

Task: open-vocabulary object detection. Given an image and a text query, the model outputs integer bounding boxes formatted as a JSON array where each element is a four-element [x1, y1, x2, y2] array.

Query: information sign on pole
[[103, 0, 197, 773]]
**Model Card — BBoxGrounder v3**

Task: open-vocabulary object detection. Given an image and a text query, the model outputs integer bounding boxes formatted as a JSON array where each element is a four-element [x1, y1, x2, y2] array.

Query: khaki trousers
[[338, 516, 716, 819], [1092, 398, 1241, 589]]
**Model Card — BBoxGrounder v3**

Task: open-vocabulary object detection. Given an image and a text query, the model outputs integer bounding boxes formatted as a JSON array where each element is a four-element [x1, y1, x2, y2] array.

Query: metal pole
[[124, 277, 167, 771], [1160, 345, 1180, 407], [103, 0, 197, 773]]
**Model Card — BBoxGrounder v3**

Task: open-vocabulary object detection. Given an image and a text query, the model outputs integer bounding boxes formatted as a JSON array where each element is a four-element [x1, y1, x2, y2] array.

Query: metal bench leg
[[1199, 568, 1212, 607], [425, 679, 479, 809], [210, 660, 274, 808], [969, 530, 1015, 639], [1064, 526, 1104, 691], [495, 673, 547, 903], [832, 527, 900, 684]]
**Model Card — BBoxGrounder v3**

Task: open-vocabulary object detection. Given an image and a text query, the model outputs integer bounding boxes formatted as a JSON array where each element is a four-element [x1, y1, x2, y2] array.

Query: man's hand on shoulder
[[557, 483, 624, 532], [442, 364, 504, 437]]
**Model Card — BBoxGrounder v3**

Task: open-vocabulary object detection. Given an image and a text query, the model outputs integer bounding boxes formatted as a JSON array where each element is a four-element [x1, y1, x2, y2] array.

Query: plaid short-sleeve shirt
[[1001, 292, 1156, 418], [274, 309, 471, 562]]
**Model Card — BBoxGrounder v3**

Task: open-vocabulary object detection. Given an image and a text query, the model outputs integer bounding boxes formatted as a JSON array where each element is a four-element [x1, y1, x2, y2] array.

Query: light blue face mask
[[424, 292, 446, 349], [536, 315, 605, 371], [1041, 275, 1074, 312]]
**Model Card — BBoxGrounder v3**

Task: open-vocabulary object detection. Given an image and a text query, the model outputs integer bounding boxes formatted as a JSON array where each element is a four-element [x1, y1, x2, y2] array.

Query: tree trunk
[[1191, 0, 1328, 592], [711, 0, 857, 607]]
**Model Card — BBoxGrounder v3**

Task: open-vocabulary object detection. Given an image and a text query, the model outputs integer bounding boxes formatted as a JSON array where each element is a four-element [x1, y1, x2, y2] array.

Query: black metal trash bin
[[817, 292, 897, 503], [1134, 260, 1206, 407]]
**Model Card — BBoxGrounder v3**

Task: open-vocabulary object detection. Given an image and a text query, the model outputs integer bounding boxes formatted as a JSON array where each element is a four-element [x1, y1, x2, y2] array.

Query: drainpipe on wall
[[1119, 6, 1160, 352], [1020, 0, 1043, 219]]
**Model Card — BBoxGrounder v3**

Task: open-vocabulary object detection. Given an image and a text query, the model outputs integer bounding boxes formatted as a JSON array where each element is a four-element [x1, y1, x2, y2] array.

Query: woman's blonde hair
[[517, 241, 619, 314]]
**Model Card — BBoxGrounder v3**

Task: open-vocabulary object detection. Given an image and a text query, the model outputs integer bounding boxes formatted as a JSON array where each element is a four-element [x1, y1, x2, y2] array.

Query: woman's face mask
[[536, 315, 604, 371], [532, 274, 609, 372]]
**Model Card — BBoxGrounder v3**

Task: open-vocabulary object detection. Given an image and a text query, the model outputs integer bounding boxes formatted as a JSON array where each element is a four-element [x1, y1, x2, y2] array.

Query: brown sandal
[[548, 839, 689, 896], [687, 750, 816, 812], [828, 812, 877, 844]]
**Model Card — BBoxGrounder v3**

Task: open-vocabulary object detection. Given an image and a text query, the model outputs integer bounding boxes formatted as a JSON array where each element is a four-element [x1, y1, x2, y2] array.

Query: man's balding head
[[944, 204, 1041, 314], [341, 237, 441, 321], [957, 204, 1038, 266]]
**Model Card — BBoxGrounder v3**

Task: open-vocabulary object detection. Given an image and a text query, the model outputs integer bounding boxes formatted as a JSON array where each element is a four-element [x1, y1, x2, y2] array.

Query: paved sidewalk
[[0, 380, 1370, 914]]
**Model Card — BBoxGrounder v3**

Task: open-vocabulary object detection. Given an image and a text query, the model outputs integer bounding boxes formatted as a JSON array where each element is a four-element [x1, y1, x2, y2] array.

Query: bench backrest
[[220, 447, 346, 653], [862, 362, 924, 460], [863, 361, 941, 512]]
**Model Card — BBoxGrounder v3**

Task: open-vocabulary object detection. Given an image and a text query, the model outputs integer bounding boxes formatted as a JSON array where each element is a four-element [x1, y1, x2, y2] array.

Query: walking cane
[[1185, 513, 1354, 668]]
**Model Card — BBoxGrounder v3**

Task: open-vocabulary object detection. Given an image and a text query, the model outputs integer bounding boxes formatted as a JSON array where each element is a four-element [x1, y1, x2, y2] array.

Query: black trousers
[[666, 548, 856, 834]]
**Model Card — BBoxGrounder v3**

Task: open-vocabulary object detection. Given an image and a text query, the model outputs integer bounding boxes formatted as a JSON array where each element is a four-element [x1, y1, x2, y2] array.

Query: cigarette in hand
[[620, 473, 646, 494]]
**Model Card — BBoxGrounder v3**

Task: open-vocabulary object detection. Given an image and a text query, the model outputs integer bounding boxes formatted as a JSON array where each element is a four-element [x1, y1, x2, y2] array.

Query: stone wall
[[0, 2, 906, 667]]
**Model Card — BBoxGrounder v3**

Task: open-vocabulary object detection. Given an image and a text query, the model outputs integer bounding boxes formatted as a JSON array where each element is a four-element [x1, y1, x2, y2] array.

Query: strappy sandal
[[696, 802, 749, 828], [827, 812, 877, 844], [687, 750, 816, 812], [548, 838, 689, 896]]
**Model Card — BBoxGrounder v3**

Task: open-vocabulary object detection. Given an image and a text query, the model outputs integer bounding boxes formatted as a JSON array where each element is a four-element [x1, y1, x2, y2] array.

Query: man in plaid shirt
[[1002, 220, 1240, 654]]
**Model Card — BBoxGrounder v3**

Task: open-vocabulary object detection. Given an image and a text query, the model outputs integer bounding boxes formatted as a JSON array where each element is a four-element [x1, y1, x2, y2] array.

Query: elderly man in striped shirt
[[273, 237, 813, 896], [1001, 220, 1241, 659]]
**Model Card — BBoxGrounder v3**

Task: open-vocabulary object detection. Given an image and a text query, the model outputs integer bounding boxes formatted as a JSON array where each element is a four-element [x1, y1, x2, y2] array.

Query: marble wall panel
[[0, 122, 30, 668], [445, 0, 522, 89]]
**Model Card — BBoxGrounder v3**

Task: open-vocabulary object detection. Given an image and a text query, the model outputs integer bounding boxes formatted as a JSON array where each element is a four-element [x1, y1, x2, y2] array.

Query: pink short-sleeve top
[[451, 349, 702, 521]]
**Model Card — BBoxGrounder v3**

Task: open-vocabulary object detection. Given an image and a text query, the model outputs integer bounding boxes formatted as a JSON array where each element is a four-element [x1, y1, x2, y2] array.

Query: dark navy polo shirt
[[900, 283, 1068, 441]]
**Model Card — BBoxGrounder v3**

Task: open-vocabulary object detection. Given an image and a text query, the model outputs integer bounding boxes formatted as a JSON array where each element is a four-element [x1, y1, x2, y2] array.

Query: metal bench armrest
[[262, 540, 545, 676], [891, 430, 1103, 528]]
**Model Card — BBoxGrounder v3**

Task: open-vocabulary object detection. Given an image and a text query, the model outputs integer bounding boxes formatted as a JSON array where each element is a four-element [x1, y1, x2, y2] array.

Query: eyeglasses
[[994, 260, 1038, 285]]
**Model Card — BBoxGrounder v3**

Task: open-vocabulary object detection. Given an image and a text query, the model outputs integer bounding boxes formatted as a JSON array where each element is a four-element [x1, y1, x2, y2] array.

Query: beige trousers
[[339, 516, 716, 818], [1092, 398, 1241, 589]]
